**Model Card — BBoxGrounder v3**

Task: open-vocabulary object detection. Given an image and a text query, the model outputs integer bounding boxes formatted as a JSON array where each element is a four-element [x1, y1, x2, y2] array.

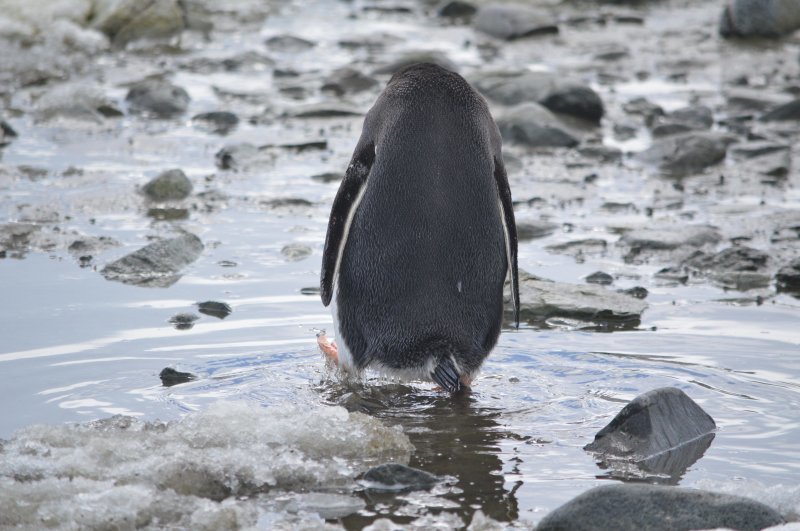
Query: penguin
[[318, 62, 519, 393]]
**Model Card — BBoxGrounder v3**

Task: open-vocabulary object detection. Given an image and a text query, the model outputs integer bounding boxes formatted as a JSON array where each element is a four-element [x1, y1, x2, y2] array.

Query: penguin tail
[[431, 356, 466, 394]]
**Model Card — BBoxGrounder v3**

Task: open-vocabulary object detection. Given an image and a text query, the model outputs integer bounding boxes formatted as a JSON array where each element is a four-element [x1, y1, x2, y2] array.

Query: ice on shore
[[0, 401, 412, 529]]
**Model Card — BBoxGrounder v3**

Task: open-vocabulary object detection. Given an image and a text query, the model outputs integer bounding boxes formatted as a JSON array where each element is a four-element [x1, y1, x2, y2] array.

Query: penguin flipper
[[431, 357, 463, 394], [494, 156, 520, 329], [320, 140, 375, 306]]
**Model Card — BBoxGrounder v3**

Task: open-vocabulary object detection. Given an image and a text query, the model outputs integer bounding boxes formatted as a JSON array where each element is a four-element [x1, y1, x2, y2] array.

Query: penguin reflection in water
[[318, 63, 519, 393]]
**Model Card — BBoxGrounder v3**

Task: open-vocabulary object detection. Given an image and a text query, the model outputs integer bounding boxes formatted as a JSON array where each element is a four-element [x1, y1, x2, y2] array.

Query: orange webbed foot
[[316, 330, 339, 366]]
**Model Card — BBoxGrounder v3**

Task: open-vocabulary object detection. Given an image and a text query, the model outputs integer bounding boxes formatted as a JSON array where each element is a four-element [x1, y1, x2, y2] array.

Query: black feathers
[[432, 357, 463, 393]]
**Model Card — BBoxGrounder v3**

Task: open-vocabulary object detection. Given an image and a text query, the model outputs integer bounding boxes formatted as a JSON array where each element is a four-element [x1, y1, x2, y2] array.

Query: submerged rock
[[584, 387, 716, 481], [775, 258, 800, 294], [536, 484, 784, 531], [497, 103, 580, 148], [142, 169, 193, 202], [191, 111, 239, 135], [126, 79, 190, 118], [94, 0, 185, 48], [159, 367, 197, 386], [474, 4, 558, 40], [636, 132, 733, 177], [101, 233, 204, 287], [720, 0, 800, 38], [361, 464, 439, 492], [281, 243, 313, 262], [509, 271, 646, 329]]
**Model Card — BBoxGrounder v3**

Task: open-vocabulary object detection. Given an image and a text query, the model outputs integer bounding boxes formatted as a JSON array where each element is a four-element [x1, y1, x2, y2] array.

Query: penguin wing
[[494, 156, 520, 328], [320, 141, 375, 306]]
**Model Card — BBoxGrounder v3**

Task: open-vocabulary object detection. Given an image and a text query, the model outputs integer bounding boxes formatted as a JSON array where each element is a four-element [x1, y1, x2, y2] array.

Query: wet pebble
[[622, 97, 664, 123], [775, 258, 800, 294], [586, 271, 614, 285], [281, 243, 313, 262], [101, 233, 204, 287], [322, 68, 379, 96], [497, 103, 580, 148], [94, 0, 186, 48], [126, 79, 190, 118], [720, 0, 800, 38], [650, 105, 713, 137], [437, 1, 477, 20], [159, 367, 197, 386], [196, 301, 232, 319], [636, 132, 733, 177], [361, 464, 439, 492], [536, 484, 784, 531], [142, 169, 193, 202], [540, 84, 605, 124], [473, 4, 558, 40], [191, 111, 239, 135], [169, 312, 200, 330]]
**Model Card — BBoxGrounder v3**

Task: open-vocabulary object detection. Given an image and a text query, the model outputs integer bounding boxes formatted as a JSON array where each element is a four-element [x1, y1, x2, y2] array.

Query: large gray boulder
[[101, 233, 204, 287], [681, 246, 772, 290], [93, 0, 185, 48], [497, 103, 580, 148], [536, 484, 784, 531], [720, 0, 800, 38], [636, 132, 733, 177], [584, 388, 716, 481], [473, 4, 558, 40]]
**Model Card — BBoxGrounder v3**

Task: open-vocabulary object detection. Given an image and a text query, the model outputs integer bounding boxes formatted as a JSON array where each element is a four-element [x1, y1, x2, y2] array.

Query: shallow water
[[2, 0, 800, 528]]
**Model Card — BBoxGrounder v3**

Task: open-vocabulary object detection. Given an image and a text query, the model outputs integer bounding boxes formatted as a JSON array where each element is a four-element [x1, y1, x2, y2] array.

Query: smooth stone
[[655, 266, 689, 284], [517, 220, 559, 240], [720, 0, 800, 38], [651, 105, 713, 137], [322, 68, 379, 96], [473, 4, 559, 40], [585, 387, 715, 465], [372, 51, 458, 75], [540, 84, 604, 124], [142, 169, 192, 202], [160, 367, 197, 386], [437, 1, 477, 19], [586, 271, 613, 285], [126, 79, 190, 118], [509, 270, 647, 327], [760, 99, 800, 121], [196, 301, 232, 319], [636, 132, 733, 177], [94, 0, 185, 48], [361, 464, 439, 492], [536, 484, 784, 531], [281, 243, 312, 261], [622, 97, 664, 123], [775, 258, 800, 294], [191, 111, 239, 135], [620, 286, 648, 299], [101, 233, 204, 287], [264, 34, 315, 52], [497, 103, 580, 148]]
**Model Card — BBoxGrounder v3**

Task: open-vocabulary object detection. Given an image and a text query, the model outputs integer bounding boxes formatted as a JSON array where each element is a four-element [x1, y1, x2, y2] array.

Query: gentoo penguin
[[318, 62, 519, 393]]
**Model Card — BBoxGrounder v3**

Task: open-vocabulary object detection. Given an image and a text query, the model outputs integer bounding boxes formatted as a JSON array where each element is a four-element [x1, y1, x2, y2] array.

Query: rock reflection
[[322, 382, 521, 526]]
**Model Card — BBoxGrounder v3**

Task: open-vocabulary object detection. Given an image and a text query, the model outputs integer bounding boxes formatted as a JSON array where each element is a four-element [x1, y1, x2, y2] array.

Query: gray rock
[[682, 247, 771, 290], [621, 225, 722, 251], [545, 238, 608, 258], [35, 83, 121, 123], [0, 120, 18, 146], [474, 4, 558, 40], [497, 103, 580, 148], [361, 464, 439, 491], [720, 0, 800, 38], [322, 68, 379, 96], [101, 233, 204, 287], [290, 103, 362, 118], [311, 172, 343, 183], [730, 141, 790, 159], [160, 367, 197, 386], [651, 105, 713, 137], [509, 270, 647, 328], [620, 286, 648, 299], [636, 132, 733, 177], [196, 301, 232, 319], [760, 99, 800, 121], [541, 84, 604, 124], [94, 0, 185, 48], [192, 112, 239, 135], [622, 97, 664, 124], [67, 236, 121, 259], [517, 220, 559, 240], [281, 243, 312, 262], [264, 34, 315, 52], [438, 1, 477, 19], [126, 79, 190, 118], [586, 271, 613, 285], [775, 258, 800, 294], [536, 484, 784, 531], [372, 51, 458, 75], [578, 145, 622, 163], [584, 387, 716, 480], [169, 312, 199, 330], [142, 169, 192, 202]]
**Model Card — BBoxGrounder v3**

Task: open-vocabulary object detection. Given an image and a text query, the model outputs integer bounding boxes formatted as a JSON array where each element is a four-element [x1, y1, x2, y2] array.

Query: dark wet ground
[[1, 0, 800, 528]]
